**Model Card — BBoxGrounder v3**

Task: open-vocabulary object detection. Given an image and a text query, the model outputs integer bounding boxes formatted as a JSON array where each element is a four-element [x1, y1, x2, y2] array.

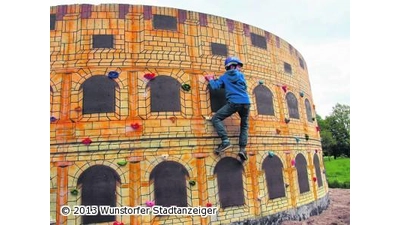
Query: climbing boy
[[205, 56, 251, 161]]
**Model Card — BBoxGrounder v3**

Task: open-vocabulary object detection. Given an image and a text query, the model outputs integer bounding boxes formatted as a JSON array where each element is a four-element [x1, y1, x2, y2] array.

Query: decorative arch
[[286, 92, 299, 119], [305, 98, 313, 122], [262, 155, 285, 199], [149, 161, 189, 207], [80, 75, 119, 114], [77, 165, 121, 224], [313, 154, 323, 187], [214, 157, 245, 208], [295, 154, 310, 193], [148, 75, 181, 112], [254, 84, 275, 116]]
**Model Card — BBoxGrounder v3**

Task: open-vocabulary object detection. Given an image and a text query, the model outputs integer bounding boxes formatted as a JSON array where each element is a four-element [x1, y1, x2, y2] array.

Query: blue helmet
[[224, 56, 243, 69]]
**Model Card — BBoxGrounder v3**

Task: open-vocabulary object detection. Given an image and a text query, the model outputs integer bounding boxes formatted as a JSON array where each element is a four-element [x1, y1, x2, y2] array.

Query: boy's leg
[[238, 104, 250, 160], [212, 103, 236, 153]]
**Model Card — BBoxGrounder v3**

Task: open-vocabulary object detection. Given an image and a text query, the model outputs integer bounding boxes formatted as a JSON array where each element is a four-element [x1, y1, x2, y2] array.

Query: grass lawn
[[323, 157, 350, 188]]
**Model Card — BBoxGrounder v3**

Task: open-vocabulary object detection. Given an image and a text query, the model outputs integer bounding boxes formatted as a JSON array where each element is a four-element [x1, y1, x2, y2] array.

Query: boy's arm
[[205, 75, 224, 89]]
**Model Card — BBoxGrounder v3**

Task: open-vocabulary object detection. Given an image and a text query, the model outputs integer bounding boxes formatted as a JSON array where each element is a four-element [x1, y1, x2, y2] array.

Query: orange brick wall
[[50, 4, 328, 225]]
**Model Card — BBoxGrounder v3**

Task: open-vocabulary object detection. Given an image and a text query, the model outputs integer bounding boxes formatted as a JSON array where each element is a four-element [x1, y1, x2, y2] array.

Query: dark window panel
[[313, 154, 323, 187], [92, 35, 114, 48], [81, 75, 118, 114], [286, 92, 299, 119], [153, 15, 177, 31], [211, 43, 228, 56], [78, 165, 120, 224], [284, 62, 292, 74], [149, 75, 181, 112], [251, 33, 267, 49], [305, 99, 313, 122], [214, 157, 245, 208], [254, 85, 274, 116], [150, 161, 189, 207], [209, 84, 227, 112], [299, 57, 305, 69], [262, 156, 286, 199], [296, 154, 310, 193]]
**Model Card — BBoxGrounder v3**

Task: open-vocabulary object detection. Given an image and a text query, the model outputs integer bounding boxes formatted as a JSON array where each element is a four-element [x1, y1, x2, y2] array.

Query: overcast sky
[[50, 0, 350, 118]]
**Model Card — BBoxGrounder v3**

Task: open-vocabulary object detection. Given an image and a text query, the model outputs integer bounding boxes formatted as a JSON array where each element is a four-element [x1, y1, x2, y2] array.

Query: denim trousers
[[212, 102, 250, 147]]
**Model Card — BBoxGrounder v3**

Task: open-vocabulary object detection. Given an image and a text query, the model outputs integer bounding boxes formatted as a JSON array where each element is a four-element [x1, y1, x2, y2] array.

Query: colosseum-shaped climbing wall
[[50, 4, 329, 225]]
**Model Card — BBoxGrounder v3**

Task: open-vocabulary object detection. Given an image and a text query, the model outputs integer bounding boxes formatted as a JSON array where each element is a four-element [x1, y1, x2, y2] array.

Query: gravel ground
[[281, 188, 350, 225]]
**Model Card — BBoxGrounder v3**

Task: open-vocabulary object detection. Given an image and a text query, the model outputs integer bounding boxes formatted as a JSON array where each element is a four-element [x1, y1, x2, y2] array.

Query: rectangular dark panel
[[119, 4, 129, 19], [153, 15, 177, 31], [92, 35, 114, 48], [227, 19, 234, 32], [286, 93, 299, 119], [215, 159, 245, 208], [80, 166, 118, 224], [305, 99, 313, 122], [254, 85, 274, 116], [150, 162, 189, 207], [154, 173, 187, 207], [50, 14, 56, 30], [251, 33, 267, 49], [209, 85, 227, 112], [314, 155, 324, 187], [284, 62, 292, 74], [297, 156, 310, 194], [199, 13, 207, 26], [143, 5, 152, 20], [211, 43, 228, 56], [218, 171, 245, 208], [150, 76, 181, 112], [263, 157, 286, 199], [267, 172, 286, 199], [82, 76, 117, 114], [81, 4, 92, 19], [299, 57, 305, 69], [178, 9, 187, 23], [56, 5, 67, 21]]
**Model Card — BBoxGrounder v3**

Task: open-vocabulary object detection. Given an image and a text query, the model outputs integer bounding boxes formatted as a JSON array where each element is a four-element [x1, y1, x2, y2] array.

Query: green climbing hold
[[117, 160, 128, 166], [181, 84, 191, 91]]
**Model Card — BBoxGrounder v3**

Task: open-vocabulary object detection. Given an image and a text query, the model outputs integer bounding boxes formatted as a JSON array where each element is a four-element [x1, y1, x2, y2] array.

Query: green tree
[[326, 104, 350, 158], [316, 114, 336, 157]]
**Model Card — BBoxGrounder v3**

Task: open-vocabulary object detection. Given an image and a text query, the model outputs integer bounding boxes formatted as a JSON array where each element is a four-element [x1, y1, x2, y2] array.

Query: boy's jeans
[[212, 102, 250, 147]]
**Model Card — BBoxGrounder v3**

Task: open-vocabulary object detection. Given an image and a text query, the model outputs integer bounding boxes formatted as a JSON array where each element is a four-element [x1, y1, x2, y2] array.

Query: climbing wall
[[50, 4, 328, 225]]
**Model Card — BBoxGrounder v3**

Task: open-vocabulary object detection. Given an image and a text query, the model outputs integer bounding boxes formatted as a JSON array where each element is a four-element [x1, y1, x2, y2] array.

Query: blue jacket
[[209, 69, 250, 104]]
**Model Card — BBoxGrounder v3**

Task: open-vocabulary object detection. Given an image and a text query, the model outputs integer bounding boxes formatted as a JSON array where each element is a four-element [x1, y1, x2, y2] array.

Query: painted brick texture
[[50, 4, 328, 225]]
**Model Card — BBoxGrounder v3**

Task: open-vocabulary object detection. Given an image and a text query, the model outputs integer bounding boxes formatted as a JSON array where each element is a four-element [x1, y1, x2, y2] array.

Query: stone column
[[248, 152, 260, 216], [56, 161, 71, 225], [129, 156, 144, 225], [285, 152, 297, 208], [308, 151, 318, 200], [194, 153, 209, 225]]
